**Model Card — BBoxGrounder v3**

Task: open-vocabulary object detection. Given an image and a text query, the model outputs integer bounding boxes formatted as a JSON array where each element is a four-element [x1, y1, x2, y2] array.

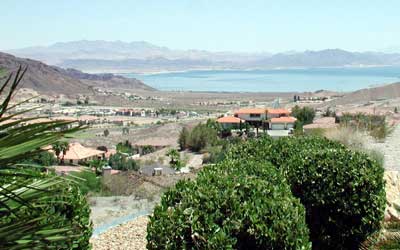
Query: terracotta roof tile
[[234, 108, 266, 114], [270, 116, 297, 123], [267, 109, 291, 115], [217, 116, 244, 124]]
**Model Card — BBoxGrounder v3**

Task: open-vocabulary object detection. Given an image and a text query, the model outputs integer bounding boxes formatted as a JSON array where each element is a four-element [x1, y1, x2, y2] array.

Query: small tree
[[178, 127, 190, 150], [395, 107, 398, 114], [291, 105, 315, 125], [188, 123, 219, 152], [166, 149, 182, 171], [51, 141, 69, 164], [103, 129, 110, 137]]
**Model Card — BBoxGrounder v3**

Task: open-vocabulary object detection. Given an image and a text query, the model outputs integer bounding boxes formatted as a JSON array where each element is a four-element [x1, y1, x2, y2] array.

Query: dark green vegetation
[[227, 136, 386, 249], [147, 160, 311, 249], [116, 140, 137, 154], [149, 134, 386, 249], [178, 120, 221, 152], [0, 67, 92, 249], [19, 150, 57, 166], [108, 153, 139, 171], [291, 105, 316, 125], [51, 140, 69, 164], [166, 148, 182, 170], [339, 112, 394, 140]]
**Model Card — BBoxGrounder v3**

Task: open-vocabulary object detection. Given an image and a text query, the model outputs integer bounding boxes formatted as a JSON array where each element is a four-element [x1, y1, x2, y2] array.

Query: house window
[[250, 114, 261, 118]]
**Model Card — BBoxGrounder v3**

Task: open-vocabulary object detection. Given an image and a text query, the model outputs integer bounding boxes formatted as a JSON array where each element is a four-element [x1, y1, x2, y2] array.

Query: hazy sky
[[1, 0, 400, 52]]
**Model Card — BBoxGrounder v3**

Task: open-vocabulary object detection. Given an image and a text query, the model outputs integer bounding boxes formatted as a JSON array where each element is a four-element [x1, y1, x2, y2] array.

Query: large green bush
[[227, 136, 386, 249], [147, 160, 311, 249]]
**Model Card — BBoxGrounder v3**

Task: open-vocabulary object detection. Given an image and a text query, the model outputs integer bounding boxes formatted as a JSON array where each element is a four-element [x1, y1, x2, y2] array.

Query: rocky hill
[[0, 52, 155, 94], [6, 40, 400, 73], [331, 82, 400, 105]]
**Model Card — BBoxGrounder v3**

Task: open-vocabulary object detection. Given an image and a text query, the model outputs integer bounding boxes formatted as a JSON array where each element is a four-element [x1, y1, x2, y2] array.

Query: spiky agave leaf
[[0, 66, 92, 249]]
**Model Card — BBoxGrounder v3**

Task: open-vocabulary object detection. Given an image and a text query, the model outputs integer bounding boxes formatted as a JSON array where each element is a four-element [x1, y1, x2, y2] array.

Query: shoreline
[[81, 64, 400, 75]]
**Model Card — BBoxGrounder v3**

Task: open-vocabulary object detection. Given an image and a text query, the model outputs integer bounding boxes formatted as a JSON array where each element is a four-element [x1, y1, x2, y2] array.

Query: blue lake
[[122, 67, 400, 92]]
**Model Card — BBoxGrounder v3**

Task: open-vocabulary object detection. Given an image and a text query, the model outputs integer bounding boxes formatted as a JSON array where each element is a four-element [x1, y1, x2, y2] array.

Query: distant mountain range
[[0, 52, 155, 94], [7, 40, 400, 73]]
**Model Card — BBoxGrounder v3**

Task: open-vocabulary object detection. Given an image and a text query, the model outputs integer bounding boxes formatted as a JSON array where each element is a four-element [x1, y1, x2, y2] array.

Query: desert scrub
[[147, 160, 311, 250], [227, 136, 386, 250]]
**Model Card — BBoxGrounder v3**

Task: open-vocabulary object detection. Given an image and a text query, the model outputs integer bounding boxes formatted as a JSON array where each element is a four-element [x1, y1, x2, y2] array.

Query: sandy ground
[[73, 118, 203, 149]]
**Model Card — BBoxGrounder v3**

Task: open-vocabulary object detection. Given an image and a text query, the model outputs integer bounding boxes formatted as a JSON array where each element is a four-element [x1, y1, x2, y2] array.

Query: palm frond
[[0, 66, 92, 249]]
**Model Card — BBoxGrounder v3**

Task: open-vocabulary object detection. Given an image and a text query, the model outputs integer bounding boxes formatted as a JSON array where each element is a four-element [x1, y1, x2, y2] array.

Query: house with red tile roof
[[217, 116, 245, 129], [58, 142, 104, 165], [267, 108, 291, 119]]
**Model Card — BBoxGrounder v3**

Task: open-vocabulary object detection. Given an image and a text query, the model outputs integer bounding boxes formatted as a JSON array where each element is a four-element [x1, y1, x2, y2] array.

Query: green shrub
[[188, 123, 219, 152], [116, 140, 137, 154], [291, 105, 316, 125], [142, 145, 156, 155], [108, 153, 139, 171], [20, 151, 57, 166], [178, 127, 190, 150], [147, 160, 311, 250], [227, 136, 386, 249]]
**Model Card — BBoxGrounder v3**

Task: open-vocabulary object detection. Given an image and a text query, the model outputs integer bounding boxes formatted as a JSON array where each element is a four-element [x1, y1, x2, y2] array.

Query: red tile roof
[[217, 116, 244, 124], [59, 142, 104, 160], [270, 116, 297, 123], [234, 108, 266, 115], [267, 108, 291, 115]]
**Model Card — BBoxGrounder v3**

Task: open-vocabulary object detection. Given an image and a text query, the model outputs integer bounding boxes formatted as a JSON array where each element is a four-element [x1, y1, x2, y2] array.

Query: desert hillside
[[0, 52, 155, 94]]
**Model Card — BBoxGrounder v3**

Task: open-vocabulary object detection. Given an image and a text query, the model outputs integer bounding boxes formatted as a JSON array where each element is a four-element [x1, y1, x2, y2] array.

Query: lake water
[[123, 67, 400, 92]]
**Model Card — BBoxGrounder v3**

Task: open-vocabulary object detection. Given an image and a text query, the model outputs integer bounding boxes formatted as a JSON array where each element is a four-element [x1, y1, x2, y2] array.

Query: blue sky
[[1, 0, 400, 52]]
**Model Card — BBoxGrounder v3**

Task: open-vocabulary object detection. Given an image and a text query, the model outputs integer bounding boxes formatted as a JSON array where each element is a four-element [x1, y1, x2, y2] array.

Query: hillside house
[[234, 108, 266, 126], [267, 108, 291, 119], [58, 142, 104, 165]]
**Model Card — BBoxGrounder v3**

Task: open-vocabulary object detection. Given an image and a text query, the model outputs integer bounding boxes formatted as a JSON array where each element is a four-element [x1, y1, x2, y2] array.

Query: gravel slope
[[91, 216, 149, 250]]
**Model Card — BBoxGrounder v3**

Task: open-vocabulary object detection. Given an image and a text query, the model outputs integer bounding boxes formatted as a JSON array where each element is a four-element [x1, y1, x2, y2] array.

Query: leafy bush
[[147, 160, 311, 249], [20, 150, 57, 166], [291, 105, 316, 125], [178, 127, 190, 150], [116, 140, 137, 155], [142, 145, 156, 155], [188, 123, 219, 152], [108, 153, 139, 171], [227, 136, 386, 249]]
